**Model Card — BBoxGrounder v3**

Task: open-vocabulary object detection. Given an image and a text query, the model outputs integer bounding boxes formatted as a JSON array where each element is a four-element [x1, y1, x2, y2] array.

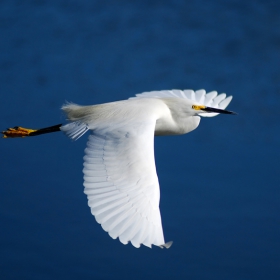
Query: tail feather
[[60, 121, 89, 141]]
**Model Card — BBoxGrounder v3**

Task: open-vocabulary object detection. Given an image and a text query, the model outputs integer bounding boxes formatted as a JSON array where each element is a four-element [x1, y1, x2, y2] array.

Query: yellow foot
[[2, 126, 37, 138]]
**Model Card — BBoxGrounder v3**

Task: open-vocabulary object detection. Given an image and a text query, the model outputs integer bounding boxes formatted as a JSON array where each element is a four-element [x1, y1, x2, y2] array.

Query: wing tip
[[159, 241, 173, 249]]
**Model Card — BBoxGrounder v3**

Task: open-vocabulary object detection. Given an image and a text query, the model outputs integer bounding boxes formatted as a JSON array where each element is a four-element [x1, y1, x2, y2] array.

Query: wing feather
[[194, 89, 206, 103], [130, 89, 232, 118], [219, 96, 233, 109], [82, 120, 167, 248], [101, 204, 132, 227]]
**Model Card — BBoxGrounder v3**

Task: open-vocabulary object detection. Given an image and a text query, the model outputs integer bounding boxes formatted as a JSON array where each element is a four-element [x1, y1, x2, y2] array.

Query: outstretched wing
[[82, 120, 169, 248], [130, 89, 232, 117]]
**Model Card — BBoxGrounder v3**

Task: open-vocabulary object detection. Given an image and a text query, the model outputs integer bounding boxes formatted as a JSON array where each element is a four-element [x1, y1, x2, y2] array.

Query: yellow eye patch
[[192, 105, 206, 110]]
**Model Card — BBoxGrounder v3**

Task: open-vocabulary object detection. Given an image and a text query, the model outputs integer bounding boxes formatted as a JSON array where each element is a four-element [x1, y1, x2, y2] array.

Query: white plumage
[[60, 89, 235, 249]]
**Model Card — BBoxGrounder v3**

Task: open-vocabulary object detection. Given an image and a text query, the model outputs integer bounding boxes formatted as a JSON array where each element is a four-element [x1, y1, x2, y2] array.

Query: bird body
[[2, 89, 236, 249], [62, 97, 201, 136]]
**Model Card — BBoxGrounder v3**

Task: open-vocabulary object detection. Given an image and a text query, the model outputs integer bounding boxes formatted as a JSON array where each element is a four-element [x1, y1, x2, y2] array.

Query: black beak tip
[[225, 110, 238, 115], [203, 106, 238, 115]]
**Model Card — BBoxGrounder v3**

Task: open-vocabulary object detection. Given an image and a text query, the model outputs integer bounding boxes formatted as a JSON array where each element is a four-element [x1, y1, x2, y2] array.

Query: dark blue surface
[[1, 1, 279, 279]]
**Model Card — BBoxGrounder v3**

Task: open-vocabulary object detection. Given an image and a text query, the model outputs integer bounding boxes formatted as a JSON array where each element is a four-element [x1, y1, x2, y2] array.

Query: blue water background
[[0, 1, 279, 279]]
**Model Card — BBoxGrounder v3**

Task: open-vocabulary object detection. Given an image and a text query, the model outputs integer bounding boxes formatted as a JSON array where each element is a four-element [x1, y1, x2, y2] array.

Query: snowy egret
[[2, 89, 236, 249]]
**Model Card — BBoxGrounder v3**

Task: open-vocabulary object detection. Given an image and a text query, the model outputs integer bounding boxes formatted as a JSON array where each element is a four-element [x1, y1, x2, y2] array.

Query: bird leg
[[2, 124, 62, 138]]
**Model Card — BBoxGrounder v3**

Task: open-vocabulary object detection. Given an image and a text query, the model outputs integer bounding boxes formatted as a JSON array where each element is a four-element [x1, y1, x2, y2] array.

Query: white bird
[[2, 89, 236, 249]]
